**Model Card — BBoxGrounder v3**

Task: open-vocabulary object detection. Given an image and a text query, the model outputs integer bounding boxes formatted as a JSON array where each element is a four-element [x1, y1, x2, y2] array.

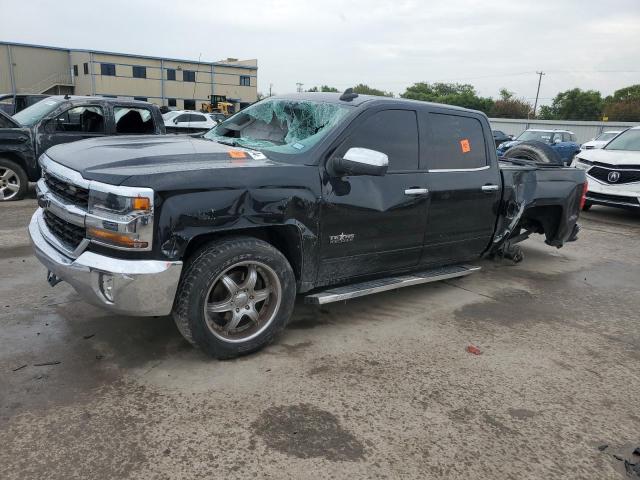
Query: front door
[[420, 110, 502, 265], [37, 105, 107, 156], [318, 108, 429, 283]]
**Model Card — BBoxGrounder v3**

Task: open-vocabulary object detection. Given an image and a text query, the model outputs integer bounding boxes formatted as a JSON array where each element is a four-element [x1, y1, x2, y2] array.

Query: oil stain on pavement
[[251, 403, 365, 461]]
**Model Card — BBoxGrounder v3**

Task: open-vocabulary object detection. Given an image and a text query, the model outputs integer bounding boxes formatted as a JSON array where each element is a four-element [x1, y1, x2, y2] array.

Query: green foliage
[[401, 82, 494, 115], [602, 84, 640, 121], [491, 87, 532, 118], [538, 88, 603, 120], [352, 84, 394, 97], [307, 85, 339, 93]]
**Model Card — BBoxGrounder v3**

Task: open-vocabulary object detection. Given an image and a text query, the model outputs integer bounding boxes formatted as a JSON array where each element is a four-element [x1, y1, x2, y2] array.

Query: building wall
[[0, 44, 70, 94], [0, 42, 258, 111], [489, 118, 639, 144]]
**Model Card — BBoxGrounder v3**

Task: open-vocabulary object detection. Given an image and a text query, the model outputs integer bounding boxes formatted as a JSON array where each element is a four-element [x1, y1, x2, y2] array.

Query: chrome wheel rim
[[0, 167, 20, 200], [203, 261, 282, 343]]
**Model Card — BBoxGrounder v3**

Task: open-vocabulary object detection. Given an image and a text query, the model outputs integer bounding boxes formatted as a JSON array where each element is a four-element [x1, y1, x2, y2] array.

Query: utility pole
[[533, 71, 545, 118], [269, 83, 273, 97], [296, 82, 303, 93]]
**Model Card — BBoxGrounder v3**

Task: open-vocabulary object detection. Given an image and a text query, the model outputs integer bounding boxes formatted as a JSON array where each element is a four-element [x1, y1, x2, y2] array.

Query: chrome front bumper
[[29, 209, 182, 316]]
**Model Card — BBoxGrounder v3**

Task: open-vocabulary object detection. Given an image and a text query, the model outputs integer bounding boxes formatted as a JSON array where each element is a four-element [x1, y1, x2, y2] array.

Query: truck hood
[[45, 135, 285, 186], [577, 148, 640, 166]]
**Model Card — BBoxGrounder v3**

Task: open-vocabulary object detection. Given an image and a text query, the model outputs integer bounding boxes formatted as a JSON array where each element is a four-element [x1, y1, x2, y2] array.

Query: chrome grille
[[43, 171, 90, 208], [588, 166, 640, 185], [43, 210, 86, 249]]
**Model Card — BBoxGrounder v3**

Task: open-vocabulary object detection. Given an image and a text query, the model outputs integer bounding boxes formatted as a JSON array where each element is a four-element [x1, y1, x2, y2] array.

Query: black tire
[[172, 236, 296, 359], [582, 202, 592, 211], [503, 141, 564, 165], [0, 158, 28, 201]]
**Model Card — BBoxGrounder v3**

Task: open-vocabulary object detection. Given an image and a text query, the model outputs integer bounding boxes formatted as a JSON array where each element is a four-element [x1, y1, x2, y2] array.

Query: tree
[[538, 88, 603, 120], [602, 84, 640, 121], [307, 85, 339, 92], [401, 82, 493, 115], [491, 88, 532, 118], [352, 83, 394, 97]]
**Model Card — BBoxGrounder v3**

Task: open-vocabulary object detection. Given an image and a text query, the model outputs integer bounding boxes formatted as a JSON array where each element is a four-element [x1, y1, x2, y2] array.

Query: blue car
[[497, 129, 581, 163]]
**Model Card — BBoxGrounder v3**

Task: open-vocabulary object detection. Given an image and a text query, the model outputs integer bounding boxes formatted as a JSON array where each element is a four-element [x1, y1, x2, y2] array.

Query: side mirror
[[553, 138, 562, 144], [331, 147, 388, 176], [173, 118, 179, 125]]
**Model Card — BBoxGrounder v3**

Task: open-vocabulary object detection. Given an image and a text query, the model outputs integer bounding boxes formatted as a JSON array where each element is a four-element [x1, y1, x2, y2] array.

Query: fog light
[[99, 273, 115, 302]]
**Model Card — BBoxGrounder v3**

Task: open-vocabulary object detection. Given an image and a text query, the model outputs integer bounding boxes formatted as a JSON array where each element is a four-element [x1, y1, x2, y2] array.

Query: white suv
[[572, 126, 640, 210]]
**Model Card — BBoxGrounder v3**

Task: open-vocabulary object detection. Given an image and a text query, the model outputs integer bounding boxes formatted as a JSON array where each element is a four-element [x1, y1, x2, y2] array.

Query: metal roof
[[0, 41, 257, 70]]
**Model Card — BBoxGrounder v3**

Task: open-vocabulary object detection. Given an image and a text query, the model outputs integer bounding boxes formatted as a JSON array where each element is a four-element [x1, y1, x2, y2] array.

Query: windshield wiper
[[214, 138, 238, 147]]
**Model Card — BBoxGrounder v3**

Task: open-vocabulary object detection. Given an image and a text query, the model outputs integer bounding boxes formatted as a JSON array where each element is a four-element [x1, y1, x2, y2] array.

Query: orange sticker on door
[[460, 139, 471, 153]]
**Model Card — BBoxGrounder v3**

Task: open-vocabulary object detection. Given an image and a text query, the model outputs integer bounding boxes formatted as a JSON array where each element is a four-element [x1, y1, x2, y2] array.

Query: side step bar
[[305, 264, 480, 305]]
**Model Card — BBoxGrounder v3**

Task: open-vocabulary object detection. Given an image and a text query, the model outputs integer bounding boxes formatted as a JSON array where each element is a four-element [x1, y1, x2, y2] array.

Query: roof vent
[[339, 88, 358, 102]]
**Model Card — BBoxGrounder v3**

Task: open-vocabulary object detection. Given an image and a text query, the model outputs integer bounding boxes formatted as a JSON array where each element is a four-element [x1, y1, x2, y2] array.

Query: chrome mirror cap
[[334, 147, 389, 176]]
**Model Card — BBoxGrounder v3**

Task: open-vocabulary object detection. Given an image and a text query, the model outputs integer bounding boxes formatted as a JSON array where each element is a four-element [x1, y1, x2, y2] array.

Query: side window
[[427, 113, 487, 170], [189, 114, 206, 122], [51, 106, 105, 133], [114, 107, 155, 134], [174, 114, 190, 123], [340, 110, 419, 171]]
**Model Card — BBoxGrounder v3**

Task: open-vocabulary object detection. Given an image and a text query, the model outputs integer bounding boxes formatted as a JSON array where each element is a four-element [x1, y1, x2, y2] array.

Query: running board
[[304, 264, 480, 305]]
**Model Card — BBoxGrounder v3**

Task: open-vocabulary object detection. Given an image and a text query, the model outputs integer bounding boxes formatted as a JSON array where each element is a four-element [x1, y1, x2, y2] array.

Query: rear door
[[420, 109, 501, 266], [318, 107, 429, 282]]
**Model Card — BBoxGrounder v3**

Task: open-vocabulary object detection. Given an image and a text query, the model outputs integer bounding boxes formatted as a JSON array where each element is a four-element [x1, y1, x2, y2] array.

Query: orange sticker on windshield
[[460, 139, 471, 153], [228, 150, 247, 159]]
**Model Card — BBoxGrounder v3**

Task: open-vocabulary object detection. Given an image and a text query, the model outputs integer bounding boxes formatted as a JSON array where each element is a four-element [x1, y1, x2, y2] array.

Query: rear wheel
[[172, 237, 296, 359], [0, 159, 28, 201]]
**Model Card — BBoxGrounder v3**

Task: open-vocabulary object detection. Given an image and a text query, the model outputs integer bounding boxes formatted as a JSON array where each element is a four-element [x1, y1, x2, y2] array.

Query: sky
[[3, 0, 640, 105]]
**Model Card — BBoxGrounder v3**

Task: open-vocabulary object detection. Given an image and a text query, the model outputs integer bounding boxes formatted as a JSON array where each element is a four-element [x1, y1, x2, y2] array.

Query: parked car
[[580, 130, 623, 150], [497, 129, 581, 164], [572, 126, 640, 210], [0, 96, 165, 201], [163, 110, 217, 133], [29, 92, 585, 359], [492, 129, 513, 148], [0, 93, 50, 115]]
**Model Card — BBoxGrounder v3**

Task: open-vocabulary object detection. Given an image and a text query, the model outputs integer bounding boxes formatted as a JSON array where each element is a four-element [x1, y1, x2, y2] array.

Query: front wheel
[[172, 237, 296, 359], [0, 159, 28, 201]]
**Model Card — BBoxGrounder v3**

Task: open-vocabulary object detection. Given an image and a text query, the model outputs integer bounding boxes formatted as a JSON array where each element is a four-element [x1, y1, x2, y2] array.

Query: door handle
[[481, 184, 500, 192], [404, 188, 429, 195]]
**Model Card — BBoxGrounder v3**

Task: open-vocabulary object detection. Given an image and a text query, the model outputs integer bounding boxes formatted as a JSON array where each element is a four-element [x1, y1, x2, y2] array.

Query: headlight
[[572, 158, 592, 170], [86, 186, 154, 250]]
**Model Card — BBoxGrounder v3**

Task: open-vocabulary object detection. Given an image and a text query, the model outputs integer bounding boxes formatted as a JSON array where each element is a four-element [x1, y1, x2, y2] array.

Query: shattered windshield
[[204, 98, 351, 157], [12, 98, 62, 127]]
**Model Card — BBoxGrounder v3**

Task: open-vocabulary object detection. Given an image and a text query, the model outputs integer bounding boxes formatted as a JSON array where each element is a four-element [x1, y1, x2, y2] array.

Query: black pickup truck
[[0, 96, 165, 201], [29, 92, 586, 358]]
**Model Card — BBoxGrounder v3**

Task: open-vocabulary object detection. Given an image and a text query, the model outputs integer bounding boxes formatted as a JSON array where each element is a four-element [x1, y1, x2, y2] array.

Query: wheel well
[[0, 152, 31, 178], [519, 205, 562, 240], [182, 225, 304, 280]]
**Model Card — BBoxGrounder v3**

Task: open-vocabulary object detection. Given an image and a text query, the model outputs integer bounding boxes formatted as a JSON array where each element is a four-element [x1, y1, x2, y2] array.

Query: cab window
[[114, 106, 155, 134], [339, 109, 419, 171], [51, 106, 105, 133], [427, 113, 487, 170]]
